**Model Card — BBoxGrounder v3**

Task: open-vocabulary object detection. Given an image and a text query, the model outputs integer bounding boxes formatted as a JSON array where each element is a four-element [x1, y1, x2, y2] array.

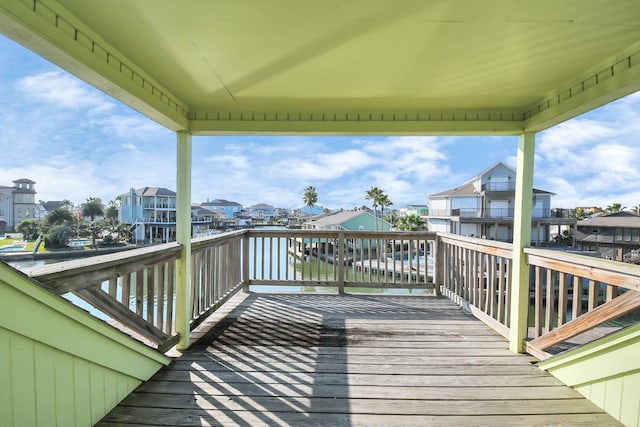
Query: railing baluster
[[572, 275, 582, 320], [135, 269, 144, 317], [588, 279, 598, 311], [557, 272, 568, 327], [157, 263, 165, 332], [166, 261, 174, 335], [534, 266, 543, 337], [544, 269, 554, 333]]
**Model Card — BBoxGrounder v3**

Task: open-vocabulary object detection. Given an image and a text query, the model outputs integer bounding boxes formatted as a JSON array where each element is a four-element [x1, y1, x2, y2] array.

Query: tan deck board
[[97, 293, 622, 426]]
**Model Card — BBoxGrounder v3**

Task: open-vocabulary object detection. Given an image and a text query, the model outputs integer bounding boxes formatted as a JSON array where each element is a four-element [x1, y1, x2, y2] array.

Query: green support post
[[175, 131, 192, 350], [509, 132, 535, 353]]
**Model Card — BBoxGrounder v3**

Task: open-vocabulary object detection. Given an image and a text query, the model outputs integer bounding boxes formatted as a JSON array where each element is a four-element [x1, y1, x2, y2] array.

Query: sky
[[2, 35, 640, 212]]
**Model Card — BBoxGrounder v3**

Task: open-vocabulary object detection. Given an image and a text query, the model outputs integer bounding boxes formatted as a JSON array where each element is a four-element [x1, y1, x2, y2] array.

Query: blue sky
[[2, 35, 640, 211]]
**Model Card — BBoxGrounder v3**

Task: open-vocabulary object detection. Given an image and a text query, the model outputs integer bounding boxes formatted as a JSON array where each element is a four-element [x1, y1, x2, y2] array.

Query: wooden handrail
[[527, 289, 640, 353], [525, 247, 640, 291]]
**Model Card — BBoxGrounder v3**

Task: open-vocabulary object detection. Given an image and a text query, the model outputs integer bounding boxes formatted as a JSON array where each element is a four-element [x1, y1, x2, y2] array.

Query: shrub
[[44, 225, 74, 249]]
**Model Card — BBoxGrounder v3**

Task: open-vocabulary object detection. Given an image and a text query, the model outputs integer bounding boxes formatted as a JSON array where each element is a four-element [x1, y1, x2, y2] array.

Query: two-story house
[[200, 199, 243, 219], [427, 163, 575, 245], [246, 203, 276, 222], [119, 187, 177, 244], [0, 179, 38, 232], [574, 212, 640, 261]]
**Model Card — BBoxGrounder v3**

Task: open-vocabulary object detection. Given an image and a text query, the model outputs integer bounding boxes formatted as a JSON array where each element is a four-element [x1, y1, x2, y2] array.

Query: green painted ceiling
[[2, 0, 640, 134]]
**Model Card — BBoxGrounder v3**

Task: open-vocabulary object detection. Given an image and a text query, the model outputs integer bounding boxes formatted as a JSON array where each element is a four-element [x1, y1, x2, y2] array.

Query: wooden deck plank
[[98, 293, 622, 426], [98, 412, 623, 427]]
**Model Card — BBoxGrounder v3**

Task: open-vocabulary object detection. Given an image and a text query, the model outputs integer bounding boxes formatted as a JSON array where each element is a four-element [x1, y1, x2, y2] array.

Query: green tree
[[604, 203, 626, 216], [44, 225, 74, 249], [554, 229, 573, 247], [61, 199, 74, 210], [384, 211, 400, 228], [302, 186, 318, 224], [45, 208, 74, 227], [105, 199, 119, 230], [81, 197, 105, 249], [396, 213, 427, 231], [632, 205, 640, 215], [16, 219, 39, 240], [570, 207, 587, 220]]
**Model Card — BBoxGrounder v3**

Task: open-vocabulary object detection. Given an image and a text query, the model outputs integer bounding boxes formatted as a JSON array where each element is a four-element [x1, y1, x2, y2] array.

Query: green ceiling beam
[[189, 114, 526, 136], [0, 0, 189, 131], [524, 42, 640, 132]]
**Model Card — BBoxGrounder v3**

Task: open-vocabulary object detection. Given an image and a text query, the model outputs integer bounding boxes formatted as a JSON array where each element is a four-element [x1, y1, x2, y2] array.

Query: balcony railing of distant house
[[481, 182, 516, 192], [144, 203, 177, 210], [24, 230, 639, 361]]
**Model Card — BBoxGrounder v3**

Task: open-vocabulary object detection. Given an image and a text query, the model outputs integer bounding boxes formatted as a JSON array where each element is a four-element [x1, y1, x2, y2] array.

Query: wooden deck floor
[[98, 293, 622, 427]]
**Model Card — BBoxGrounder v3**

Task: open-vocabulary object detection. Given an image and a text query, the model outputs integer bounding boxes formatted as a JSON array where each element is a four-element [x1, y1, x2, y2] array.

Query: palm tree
[[378, 194, 393, 231], [396, 213, 428, 231], [105, 200, 119, 231], [81, 197, 105, 249], [365, 186, 384, 231], [570, 207, 587, 220], [632, 205, 640, 215], [45, 208, 74, 227], [604, 203, 626, 216], [302, 186, 318, 225]]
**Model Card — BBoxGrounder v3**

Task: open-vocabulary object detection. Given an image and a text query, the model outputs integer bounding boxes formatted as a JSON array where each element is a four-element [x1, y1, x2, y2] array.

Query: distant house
[[308, 210, 392, 232], [426, 162, 575, 244], [37, 200, 64, 221], [575, 212, 640, 261], [246, 203, 276, 222], [400, 205, 428, 217], [0, 179, 38, 231], [119, 187, 177, 243], [200, 199, 243, 219]]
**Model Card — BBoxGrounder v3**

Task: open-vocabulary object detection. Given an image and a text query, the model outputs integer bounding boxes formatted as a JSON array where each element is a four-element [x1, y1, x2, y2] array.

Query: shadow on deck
[[98, 293, 621, 426]]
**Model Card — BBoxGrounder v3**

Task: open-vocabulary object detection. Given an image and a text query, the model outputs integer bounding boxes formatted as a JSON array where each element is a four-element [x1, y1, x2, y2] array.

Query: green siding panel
[[0, 264, 171, 426], [0, 330, 13, 426], [538, 325, 640, 426]]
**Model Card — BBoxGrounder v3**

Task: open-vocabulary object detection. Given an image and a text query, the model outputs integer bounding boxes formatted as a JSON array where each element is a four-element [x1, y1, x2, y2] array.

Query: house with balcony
[[427, 163, 576, 245], [200, 199, 243, 219], [119, 187, 177, 243], [0, 178, 38, 231], [2, 2, 640, 426], [246, 203, 276, 222], [574, 212, 640, 261]]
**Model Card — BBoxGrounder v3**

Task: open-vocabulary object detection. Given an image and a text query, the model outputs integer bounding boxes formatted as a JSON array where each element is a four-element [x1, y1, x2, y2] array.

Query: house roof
[[3, 1, 640, 135], [430, 162, 554, 198], [41, 201, 64, 211], [578, 212, 640, 228], [312, 210, 387, 227], [247, 203, 274, 209], [202, 199, 242, 207], [121, 187, 176, 197]]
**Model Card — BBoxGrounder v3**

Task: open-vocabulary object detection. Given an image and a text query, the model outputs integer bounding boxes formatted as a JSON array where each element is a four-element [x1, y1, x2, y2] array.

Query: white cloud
[[16, 71, 110, 110]]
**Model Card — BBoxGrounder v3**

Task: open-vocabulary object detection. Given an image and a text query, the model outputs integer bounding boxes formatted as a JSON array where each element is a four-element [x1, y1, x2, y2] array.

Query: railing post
[[337, 231, 345, 294], [509, 132, 535, 353], [175, 131, 192, 351], [435, 234, 443, 296], [243, 232, 250, 292]]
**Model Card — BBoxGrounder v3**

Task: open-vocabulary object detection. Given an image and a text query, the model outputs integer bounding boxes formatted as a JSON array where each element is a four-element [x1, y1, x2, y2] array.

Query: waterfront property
[[1, 1, 640, 426], [427, 162, 576, 245], [0, 178, 38, 232], [574, 212, 640, 262]]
